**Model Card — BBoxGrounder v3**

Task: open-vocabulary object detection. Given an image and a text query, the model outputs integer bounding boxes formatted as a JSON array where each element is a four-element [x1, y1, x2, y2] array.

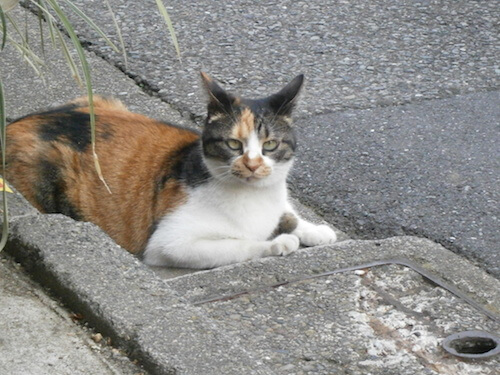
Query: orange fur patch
[[5, 98, 198, 254], [231, 108, 255, 139]]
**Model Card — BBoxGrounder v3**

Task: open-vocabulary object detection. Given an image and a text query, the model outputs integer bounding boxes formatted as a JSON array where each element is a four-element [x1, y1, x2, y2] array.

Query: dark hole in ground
[[449, 337, 497, 355]]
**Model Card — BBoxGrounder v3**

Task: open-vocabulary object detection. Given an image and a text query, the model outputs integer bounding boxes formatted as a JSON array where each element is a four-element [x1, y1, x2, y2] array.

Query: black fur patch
[[37, 111, 112, 152], [157, 140, 211, 190], [35, 159, 82, 220], [38, 111, 92, 151], [175, 141, 212, 187]]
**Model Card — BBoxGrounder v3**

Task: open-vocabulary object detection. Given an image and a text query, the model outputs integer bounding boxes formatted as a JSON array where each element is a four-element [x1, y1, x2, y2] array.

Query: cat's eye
[[226, 139, 243, 151], [262, 140, 279, 152]]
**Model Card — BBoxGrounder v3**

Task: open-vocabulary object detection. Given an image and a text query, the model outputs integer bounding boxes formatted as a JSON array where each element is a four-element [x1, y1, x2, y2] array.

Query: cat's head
[[200, 73, 303, 188]]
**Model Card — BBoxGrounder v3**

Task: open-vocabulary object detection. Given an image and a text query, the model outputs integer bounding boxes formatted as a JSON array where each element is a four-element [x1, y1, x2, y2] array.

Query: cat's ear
[[200, 72, 237, 114], [267, 74, 304, 116]]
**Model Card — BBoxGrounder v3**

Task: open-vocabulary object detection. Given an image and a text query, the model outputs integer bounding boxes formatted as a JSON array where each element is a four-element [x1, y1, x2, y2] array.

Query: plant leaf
[[154, 0, 181, 60], [0, 77, 9, 252], [61, 0, 120, 53], [104, 0, 127, 69], [54, 24, 82, 86], [0, 4, 7, 50], [6, 12, 27, 50], [7, 36, 45, 80], [45, 0, 111, 193]]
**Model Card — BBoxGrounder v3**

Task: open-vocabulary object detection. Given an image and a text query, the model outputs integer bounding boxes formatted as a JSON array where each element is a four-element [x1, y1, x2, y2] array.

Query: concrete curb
[[2, 188, 499, 374], [2, 189, 274, 374]]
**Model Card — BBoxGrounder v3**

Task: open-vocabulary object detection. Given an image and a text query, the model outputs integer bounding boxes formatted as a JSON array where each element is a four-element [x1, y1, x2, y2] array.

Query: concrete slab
[[198, 264, 499, 374], [3, 213, 277, 375], [0, 257, 142, 375]]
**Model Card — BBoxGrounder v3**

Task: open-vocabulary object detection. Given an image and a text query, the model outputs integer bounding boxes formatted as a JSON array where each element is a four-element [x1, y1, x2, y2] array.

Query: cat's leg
[[144, 233, 299, 269], [281, 204, 337, 247]]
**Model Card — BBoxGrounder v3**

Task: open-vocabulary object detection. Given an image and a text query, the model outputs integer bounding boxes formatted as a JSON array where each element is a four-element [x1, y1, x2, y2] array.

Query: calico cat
[[5, 73, 336, 269]]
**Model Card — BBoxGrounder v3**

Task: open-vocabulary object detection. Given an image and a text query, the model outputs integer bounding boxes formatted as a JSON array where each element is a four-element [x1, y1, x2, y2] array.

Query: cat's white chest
[[182, 182, 287, 240], [144, 180, 291, 267]]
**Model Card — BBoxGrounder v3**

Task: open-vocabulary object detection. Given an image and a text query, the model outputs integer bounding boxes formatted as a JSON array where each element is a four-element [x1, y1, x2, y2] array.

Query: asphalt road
[[290, 91, 499, 276], [18, 1, 500, 275], [63, 0, 498, 116]]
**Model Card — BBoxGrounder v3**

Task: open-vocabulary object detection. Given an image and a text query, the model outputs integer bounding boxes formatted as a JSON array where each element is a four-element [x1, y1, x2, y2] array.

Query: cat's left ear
[[200, 72, 237, 114], [267, 74, 304, 116]]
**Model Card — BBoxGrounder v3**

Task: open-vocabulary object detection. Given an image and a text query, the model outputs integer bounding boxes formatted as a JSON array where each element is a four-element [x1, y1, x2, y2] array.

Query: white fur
[[290, 213, 338, 248], [246, 131, 261, 159], [143, 133, 337, 269]]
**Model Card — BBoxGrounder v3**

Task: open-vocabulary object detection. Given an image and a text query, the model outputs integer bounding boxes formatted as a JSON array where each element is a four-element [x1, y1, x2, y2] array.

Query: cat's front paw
[[269, 234, 300, 256], [295, 224, 337, 247]]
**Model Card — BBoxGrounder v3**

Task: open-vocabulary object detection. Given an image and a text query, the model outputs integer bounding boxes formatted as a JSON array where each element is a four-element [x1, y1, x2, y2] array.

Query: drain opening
[[443, 330, 500, 359], [449, 337, 496, 354]]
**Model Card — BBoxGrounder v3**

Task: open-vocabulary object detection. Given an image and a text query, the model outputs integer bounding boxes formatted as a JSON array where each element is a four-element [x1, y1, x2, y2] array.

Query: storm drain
[[442, 330, 500, 359]]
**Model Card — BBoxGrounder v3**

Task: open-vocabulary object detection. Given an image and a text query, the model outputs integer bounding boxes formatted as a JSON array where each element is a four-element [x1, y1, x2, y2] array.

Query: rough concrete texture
[[0, 258, 142, 375], [4, 214, 276, 375], [200, 264, 499, 374], [3, 211, 500, 374]]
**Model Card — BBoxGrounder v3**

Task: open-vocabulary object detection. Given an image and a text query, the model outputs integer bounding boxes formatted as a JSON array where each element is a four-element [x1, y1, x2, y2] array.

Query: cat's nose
[[244, 160, 260, 172], [243, 154, 263, 172]]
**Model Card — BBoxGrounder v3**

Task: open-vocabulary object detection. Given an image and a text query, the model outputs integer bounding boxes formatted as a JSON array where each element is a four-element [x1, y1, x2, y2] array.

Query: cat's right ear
[[200, 72, 236, 115], [267, 74, 304, 117]]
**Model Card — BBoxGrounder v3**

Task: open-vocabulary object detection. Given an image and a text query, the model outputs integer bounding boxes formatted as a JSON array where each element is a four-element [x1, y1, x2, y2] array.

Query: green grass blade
[[54, 25, 83, 86], [35, 0, 46, 56], [46, 0, 93, 112], [154, 0, 181, 60], [104, 0, 127, 69], [23, 5, 29, 47], [0, 5, 7, 50], [0, 77, 9, 252], [6, 34, 44, 64], [36, 0, 57, 45], [45, 0, 111, 193], [7, 36, 45, 78], [6, 13, 27, 49], [61, 0, 120, 53], [8, 46, 45, 83]]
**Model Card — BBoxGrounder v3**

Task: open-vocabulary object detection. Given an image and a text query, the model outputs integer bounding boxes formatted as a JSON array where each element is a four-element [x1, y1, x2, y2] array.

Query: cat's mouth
[[232, 172, 259, 181], [245, 176, 259, 182], [231, 165, 272, 182], [230, 171, 266, 184]]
